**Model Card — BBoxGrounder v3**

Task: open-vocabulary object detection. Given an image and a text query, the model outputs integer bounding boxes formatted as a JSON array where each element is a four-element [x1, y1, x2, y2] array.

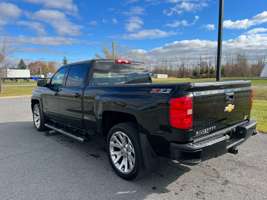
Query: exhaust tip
[[228, 148, 239, 155], [252, 131, 258, 136]]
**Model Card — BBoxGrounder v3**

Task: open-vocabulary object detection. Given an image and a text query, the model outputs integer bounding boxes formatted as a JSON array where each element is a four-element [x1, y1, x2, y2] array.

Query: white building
[[0, 68, 31, 79], [261, 63, 267, 77], [154, 74, 169, 79]]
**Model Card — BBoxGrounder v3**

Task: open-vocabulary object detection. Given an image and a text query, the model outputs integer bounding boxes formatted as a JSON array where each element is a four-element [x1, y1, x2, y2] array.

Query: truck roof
[[62, 59, 143, 67]]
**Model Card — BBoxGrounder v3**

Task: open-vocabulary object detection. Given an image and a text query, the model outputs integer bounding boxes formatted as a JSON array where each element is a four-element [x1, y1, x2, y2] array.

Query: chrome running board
[[45, 123, 85, 142]]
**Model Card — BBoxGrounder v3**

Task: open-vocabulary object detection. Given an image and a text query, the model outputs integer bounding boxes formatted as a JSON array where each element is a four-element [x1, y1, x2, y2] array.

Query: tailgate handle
[[225, 92, 234, 102]]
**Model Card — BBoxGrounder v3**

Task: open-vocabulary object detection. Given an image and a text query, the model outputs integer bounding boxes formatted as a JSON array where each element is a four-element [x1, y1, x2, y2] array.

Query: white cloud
[[125, 0, 139, 4], [131, 49, 147, 54], [124, 29, 176, 40], [125, 6, 145, 16], [33, 9, 81, 36], [17, 21, 46, 35], [166, 15, 199, 28], [24, 0, 78, 14], [2, 36, 78, 46], [132, 30, 267, 63], [112, 18, 118, 24], [224, 11, 267, 30], [166, 20, 190, 28], [125, 17, 144, 32], [246, 27, 267, 35], [164, 0, 208, 16], [89, 20, 97, 26], [205, 24, 215, 31], [0, 2, 22, 26]]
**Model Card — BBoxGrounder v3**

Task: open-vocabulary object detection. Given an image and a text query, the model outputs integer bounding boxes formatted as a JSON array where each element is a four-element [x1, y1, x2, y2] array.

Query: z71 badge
[[150, 88, 172, 94]]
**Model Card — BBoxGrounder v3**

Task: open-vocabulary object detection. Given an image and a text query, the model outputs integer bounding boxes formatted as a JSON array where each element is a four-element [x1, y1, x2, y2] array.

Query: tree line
[[152, 54, 264, 78], [12, 59, 56, 77], [1, 40, 265, 79]]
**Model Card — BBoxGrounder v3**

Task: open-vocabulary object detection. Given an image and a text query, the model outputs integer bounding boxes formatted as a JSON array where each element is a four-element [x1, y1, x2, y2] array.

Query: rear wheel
[[32, 103, 46, 131], [107, 123, 143, 180]]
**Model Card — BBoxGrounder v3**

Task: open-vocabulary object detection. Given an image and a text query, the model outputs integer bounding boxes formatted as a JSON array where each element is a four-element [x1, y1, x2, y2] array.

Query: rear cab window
[[90, 60, 151, 86]]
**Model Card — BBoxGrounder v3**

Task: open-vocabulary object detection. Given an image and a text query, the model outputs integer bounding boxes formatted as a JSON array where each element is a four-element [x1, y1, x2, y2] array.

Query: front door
[[42, 67, 67, 121]]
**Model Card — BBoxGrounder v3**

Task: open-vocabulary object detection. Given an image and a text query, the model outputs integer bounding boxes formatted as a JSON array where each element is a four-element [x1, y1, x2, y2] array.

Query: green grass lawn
[[252, 100, 267, 133], [152, 77, 267, 85], [0, 83, 36, 97]]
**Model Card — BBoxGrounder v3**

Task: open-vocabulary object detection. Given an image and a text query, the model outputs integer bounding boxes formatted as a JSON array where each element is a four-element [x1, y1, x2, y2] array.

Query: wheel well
[[31, 99, 40, 111], [102, 111, 138, 137]]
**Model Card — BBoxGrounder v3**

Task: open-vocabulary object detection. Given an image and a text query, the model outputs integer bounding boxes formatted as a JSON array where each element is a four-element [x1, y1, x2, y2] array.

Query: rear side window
[[66, 65, 88, 87]]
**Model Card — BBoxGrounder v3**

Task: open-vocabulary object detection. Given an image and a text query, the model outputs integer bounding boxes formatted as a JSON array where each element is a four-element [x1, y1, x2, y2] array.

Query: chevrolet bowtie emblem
[[224, 104, 235, 113]]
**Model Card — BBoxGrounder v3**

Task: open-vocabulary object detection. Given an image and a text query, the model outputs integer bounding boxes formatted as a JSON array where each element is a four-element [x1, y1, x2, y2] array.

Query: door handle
[[54, 88, 62, 96], [225, 92, 234, 102]]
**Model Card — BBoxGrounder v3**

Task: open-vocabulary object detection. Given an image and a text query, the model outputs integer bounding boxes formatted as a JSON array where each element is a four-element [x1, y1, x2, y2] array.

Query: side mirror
[[37, 79, 48, 87]]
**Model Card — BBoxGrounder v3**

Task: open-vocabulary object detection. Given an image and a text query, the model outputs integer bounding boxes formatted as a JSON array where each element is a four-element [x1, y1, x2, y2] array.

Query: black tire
[[32, 103, 47, 131], [107, 122, 144, 180]]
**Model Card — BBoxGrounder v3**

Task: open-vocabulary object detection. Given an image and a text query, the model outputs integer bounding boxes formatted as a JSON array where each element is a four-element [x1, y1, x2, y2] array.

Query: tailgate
[[190, 81, 252, 138]]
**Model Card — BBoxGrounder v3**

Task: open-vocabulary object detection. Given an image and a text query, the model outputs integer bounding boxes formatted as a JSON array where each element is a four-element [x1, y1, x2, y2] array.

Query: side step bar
[[45, 124, 85, 142]]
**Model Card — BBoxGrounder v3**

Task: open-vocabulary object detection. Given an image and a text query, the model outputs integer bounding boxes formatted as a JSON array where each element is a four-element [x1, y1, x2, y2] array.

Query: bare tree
[[0, 38, 13, 68], [0, 39, 8, 94], [95, 41, 117, 59]]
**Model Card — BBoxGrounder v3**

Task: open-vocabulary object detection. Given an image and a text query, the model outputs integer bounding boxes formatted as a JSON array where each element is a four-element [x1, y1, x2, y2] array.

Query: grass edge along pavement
[[251, 100, 267, 133], [0, 78, 266, 133]]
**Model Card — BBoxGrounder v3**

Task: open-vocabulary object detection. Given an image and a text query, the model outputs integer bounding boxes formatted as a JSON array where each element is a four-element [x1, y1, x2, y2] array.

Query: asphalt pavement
[[0, 97, 267, 200]]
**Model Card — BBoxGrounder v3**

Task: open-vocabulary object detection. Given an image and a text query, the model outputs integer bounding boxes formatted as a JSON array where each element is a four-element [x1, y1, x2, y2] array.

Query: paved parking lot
[[0, 97, 267, 200]]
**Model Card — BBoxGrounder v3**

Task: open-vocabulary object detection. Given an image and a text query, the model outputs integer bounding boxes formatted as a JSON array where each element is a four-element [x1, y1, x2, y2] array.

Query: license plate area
[[201, 140, 227, 161]]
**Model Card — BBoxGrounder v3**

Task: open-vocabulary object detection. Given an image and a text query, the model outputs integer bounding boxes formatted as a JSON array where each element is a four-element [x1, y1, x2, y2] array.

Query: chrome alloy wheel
[[33, 104, 41, 129], [109, 131, 136, 174]]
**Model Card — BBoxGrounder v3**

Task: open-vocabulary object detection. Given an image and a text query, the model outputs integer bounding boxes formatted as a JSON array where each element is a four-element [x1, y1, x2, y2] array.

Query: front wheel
[[107, 123, 143, 180], [32, 103, 46, 131]]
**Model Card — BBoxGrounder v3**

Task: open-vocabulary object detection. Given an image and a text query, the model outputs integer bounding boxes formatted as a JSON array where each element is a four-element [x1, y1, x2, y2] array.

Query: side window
[[50, 67, 66, 88], [65, 65, 88, 87]]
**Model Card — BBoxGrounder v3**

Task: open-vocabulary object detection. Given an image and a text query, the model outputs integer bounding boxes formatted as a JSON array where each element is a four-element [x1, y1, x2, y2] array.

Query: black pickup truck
[[31, 59, 257, 180]]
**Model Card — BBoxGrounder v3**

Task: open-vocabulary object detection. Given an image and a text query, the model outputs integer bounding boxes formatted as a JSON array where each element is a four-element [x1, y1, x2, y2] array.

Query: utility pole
[[0, 77, 2, 94], [0, 69, 2, 94], [112, 41, 116, 60], [216, 0, 224, 81]]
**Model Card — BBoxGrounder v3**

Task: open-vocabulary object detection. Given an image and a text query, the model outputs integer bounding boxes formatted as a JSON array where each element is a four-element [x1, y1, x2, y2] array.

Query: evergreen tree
[[209, 67, 215, 77], [192, 68, 199, 77], [200, 66, 205, 75], [63, 57, 68, 65], [18, 59, 27, 69], [221, 66, 225, 77]]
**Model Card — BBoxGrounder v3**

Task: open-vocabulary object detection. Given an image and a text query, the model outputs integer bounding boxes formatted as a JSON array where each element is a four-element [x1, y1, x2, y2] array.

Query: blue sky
[[0, 0, 267, 63]]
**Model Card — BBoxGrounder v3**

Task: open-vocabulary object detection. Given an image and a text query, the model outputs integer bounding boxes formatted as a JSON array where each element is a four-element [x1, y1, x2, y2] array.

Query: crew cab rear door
[[56, 63, 89, 129]]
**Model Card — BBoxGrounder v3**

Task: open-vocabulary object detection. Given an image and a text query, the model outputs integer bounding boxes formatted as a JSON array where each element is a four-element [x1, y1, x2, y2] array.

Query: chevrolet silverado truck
[[31, 59, 257, 180]]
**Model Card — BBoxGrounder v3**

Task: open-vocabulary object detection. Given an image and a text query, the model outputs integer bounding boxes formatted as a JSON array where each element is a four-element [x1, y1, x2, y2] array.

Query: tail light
[[169, 96, 193, 130], [115, 59, 131, 64]]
